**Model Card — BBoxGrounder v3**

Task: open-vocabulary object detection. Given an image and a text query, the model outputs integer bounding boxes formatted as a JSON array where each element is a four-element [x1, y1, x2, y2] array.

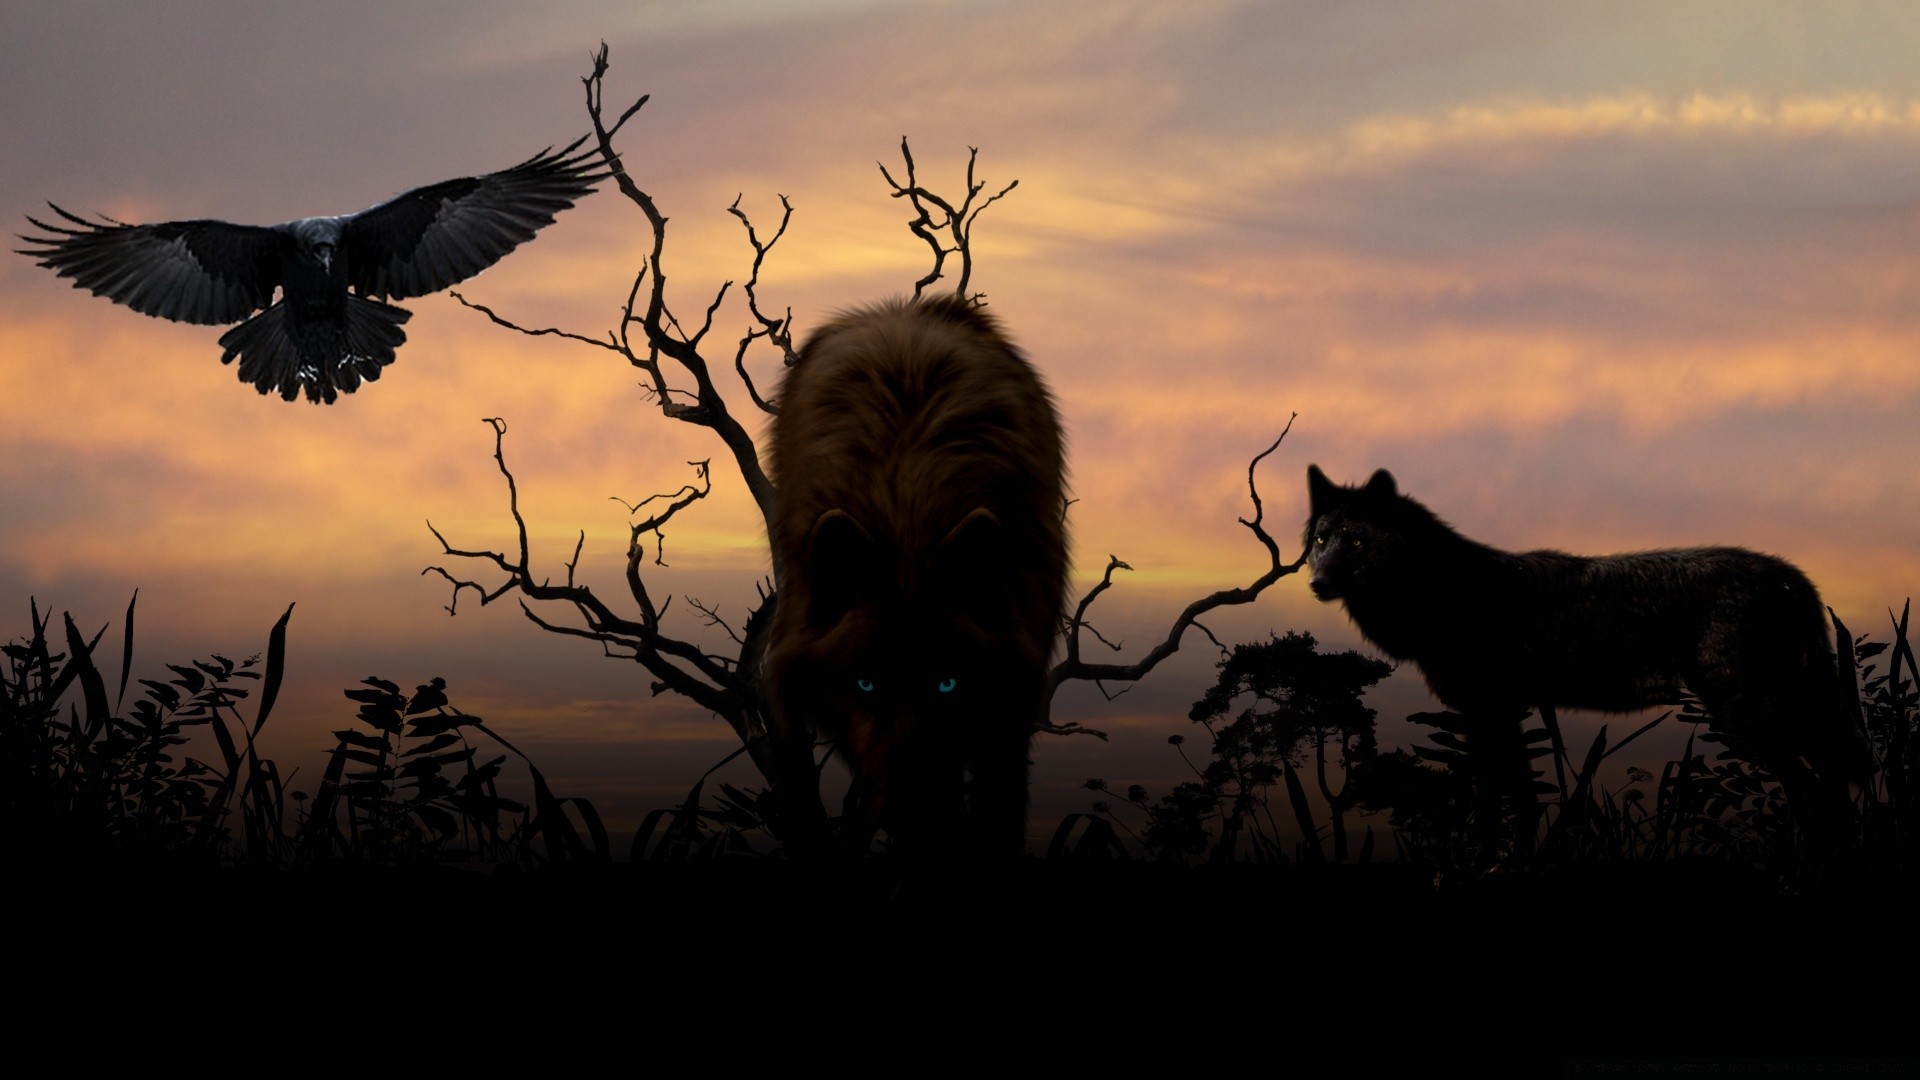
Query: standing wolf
[[765, 296, 1068, 858], [1302, 465, 1872, 826]]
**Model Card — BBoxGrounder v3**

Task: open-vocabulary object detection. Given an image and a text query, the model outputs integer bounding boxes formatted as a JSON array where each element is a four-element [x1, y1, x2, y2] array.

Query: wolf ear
[[1307, 465, 1336, 512], [1363, 469, 1398, 499], [806, 509, 877, 625]]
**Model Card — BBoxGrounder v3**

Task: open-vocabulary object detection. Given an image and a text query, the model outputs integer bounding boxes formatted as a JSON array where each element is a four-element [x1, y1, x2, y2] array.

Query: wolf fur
[[765, 296, 1068, 858], [1303, 465, 1872, 823]]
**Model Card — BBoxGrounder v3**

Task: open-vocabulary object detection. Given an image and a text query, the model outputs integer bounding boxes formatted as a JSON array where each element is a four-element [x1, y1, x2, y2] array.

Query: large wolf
[[1303, 465, 1872, 824], [765, 296, 1068, 858]]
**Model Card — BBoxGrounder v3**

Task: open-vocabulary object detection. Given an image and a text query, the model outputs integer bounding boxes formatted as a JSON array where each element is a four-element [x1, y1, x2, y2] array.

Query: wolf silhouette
[[1303, 465, 1872, 827], [765, 296, 1068, 858]]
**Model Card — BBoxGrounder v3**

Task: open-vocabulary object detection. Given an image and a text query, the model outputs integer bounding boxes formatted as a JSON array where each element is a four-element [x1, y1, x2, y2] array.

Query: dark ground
[[22, 857, 1916, 1075]]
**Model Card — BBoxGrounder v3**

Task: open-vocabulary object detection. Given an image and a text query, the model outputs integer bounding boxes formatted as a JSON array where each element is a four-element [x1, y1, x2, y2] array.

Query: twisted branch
[[878, 140, 1017, 303], [1046, 414, 1306, 710]]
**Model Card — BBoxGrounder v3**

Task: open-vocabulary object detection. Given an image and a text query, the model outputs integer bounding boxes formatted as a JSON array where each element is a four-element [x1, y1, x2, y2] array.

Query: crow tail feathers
[[218, 296, 411, 405]]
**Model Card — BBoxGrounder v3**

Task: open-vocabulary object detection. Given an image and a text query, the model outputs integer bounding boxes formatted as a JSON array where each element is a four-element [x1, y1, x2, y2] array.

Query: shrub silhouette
[[296, 675, 609, 869], [3, 595, 615, 873], [1086, 631, 1391, 865], [3, 593, 292, 868]]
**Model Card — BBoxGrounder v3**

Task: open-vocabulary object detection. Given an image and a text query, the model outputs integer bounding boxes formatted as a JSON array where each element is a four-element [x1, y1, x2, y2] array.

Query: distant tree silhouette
[[427, 44, 1304, 856], [1187, 631, 1393, 862], [1086, 631, 1390, 864]]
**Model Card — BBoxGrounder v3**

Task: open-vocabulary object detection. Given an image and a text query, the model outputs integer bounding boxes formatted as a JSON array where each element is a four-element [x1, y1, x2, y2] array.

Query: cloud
[[1334, 91, 1920, 165]]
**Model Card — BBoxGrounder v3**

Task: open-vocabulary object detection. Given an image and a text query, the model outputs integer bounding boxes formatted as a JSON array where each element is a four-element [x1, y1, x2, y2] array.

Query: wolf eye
[[936, 677, 957, 694], [856, 678, 876, 693]]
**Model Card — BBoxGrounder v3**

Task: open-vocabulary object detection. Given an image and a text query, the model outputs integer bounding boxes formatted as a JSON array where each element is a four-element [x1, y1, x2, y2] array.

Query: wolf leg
[[767, 725, 832, 859], [1703, 679, 1860, 853], [964, 725, 1035, 860]]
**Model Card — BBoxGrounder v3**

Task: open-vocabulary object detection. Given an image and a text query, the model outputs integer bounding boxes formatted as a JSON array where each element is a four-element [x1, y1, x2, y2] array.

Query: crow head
[[285, 216, 345, 272]]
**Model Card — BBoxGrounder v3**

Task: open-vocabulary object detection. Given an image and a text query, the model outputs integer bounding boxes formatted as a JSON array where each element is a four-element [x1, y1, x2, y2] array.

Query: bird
[[18, 136, 611, 404]]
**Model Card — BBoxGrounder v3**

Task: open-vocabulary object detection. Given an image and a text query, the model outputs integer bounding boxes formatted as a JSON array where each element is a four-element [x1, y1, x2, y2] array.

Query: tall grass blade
[[1281, 757, 1323, 863], [1539, 702, 1570, 801], [115, 589, 137, 713], [61, 614, 110, 743], [527, 763, 586, 862], [632, 808, 680, 862], [253, 603, 294, 736], [1599, 711, 1671, 762]]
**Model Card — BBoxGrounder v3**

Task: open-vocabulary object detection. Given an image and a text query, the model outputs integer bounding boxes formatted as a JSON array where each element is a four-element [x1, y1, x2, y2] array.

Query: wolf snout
[[1308, 575, 1339, 600]]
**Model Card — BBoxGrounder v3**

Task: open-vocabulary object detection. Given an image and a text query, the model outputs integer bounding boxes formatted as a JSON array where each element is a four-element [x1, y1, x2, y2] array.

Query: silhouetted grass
[[4, 594, 608, 876], [629, 744, 774, 863], [296, 674, 610, 869], [1840, 600, 1919, 863], [3, 592, 291, 869], [10, 592, 1916, 909]]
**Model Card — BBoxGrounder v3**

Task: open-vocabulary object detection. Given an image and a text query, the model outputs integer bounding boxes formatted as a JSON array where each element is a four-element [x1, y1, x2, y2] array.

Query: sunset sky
[[3, 1, 1917, 849]]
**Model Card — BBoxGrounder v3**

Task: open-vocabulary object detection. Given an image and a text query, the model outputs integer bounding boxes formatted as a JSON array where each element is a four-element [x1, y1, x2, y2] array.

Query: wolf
[[1303, 465, 1872, 826], [765, 296, 1068, 858]]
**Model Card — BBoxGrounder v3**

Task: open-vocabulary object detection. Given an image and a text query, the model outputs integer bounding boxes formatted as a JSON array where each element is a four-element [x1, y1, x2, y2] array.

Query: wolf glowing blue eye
[[856, 678, 875, 693], [937, 677, 957, 694]]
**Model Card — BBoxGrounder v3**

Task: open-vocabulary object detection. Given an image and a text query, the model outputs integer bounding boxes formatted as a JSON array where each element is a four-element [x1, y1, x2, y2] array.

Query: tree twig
[[1046, 415, 1306, 708]]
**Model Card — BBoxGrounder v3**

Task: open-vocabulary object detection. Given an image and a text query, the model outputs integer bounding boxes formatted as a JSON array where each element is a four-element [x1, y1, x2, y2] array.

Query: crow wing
[[343, 136, 610, 301], [16, 206, 283, 325]]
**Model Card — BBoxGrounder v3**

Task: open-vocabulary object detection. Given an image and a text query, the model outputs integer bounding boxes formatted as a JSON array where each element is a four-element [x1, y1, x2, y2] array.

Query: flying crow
[[18, 137, 610, 404]]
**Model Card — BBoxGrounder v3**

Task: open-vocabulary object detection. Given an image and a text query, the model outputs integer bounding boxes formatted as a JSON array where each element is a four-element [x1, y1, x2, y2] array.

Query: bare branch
[[616, 460, 712, 574], [687, 596, 746, 647], [423, 420, 756, 727], [733, 332, 780, 416], [421, 559, 517, 617], [1040, 720, 1111, 741], [1045, 415, 1307, 708], [610, 94, 650, 139], [727, 193, 797, 415], [613, 462, 711, 519], [689, 279, 731, 349], [1059, 555, 1133, 670], [878, 140, 1015, 303], [447, 291, 620, 352], [521, 600, 644, 660], [579, 44, 779, 527], [1073, 615, 1126, 654]]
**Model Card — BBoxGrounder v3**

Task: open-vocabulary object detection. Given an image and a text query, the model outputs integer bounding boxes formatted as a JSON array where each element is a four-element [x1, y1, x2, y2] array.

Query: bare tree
[[426, 44, 1306, 851]]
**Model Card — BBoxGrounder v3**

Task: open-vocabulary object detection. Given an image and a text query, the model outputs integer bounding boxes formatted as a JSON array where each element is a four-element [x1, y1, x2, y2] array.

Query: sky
[[3, 0, 1917, 853]]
